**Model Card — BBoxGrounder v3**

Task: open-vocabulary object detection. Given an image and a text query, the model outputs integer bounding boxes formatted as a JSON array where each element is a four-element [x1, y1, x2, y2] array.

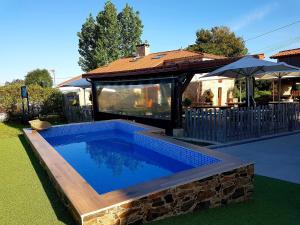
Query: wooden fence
[[64, 105, 93, 123], [184, 104, 300, 143]]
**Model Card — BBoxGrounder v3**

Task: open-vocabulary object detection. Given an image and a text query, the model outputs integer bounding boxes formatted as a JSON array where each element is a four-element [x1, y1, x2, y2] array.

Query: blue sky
[[0, 0, 299, 84]]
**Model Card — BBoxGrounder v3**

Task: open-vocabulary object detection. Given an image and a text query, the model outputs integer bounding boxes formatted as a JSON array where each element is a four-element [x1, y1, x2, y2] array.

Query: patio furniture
[[201, 56, 300, 107]]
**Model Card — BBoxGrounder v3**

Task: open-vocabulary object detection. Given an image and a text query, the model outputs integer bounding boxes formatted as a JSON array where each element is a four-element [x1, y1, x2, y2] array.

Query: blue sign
[[21, 86, 28, 98]]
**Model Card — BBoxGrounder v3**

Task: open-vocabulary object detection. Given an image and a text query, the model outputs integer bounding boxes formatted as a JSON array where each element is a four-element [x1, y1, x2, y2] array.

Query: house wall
[[183, 76, 235, 106], [78, 88, 92, 106], [277, 55, 300, 67], [201, 79, 234, 106]]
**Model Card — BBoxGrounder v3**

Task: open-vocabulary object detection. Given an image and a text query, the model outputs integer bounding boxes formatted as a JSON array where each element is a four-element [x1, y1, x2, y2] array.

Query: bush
[[183, 98, 192, 107], [0, 83, 63, 120], [255, 90, 272, 105]]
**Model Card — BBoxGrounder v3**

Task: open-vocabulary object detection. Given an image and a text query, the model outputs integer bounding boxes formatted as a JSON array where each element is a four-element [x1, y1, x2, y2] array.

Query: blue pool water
[[41, 121, 220, 194]]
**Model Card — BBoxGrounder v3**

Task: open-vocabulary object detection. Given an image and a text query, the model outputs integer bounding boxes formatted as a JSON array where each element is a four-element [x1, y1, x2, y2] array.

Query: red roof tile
[[270, 48, 300, 59], [86, 50, 225, 76]]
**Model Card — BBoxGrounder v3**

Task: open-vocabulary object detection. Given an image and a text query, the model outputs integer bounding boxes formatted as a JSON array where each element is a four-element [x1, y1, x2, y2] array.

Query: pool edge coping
[[23, 119, 253, 224]]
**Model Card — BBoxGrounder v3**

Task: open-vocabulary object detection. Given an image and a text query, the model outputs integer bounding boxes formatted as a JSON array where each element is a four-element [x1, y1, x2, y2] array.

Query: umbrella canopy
[[202, 56, 300, 106], [257, 70, 300, 101], [58, 75, 91, 88], [58, 75, 91, 106], [205, 56, 299, 78], [257, 70, 300, 80]]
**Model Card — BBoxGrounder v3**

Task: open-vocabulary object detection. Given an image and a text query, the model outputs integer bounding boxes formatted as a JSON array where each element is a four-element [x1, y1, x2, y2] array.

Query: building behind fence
[[184, 104, 300, 143]]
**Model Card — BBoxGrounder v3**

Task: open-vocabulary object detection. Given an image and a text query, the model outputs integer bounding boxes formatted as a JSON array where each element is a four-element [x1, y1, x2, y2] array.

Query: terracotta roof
[[86, 50, 225, 76], [83, 57, 241, 79], [270, 48, 300, 59]]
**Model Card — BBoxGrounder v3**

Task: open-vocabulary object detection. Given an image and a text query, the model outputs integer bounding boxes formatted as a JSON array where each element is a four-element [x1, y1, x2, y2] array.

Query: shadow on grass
[[3, 121, 27, 130], [18, 134, 75, 225]]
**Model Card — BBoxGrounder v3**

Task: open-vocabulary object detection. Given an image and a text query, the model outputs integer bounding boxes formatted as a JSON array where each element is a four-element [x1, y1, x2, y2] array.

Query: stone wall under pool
[[83, 164, 254, 225]]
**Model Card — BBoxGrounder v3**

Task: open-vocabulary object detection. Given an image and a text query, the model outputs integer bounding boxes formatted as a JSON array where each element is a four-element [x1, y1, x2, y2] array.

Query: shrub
[[182, 98, 192, 107], [255, 90, 272, 105], [0, 83, 63, 120]]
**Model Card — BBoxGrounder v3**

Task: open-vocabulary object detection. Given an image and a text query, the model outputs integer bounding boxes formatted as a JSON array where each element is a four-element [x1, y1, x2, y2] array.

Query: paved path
[[213, 133, 300, 184]]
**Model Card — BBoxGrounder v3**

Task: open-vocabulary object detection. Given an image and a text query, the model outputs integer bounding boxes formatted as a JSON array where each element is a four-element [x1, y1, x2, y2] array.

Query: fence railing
[[64, 105, 93, 123], [184, 104, 300, 143]]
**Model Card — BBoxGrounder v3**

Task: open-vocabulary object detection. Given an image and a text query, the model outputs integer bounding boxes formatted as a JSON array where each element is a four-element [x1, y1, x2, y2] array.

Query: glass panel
[[96, 82, 172, 120]]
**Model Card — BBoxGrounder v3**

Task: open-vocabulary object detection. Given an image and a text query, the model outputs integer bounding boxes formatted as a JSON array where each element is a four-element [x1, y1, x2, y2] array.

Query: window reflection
[[96, 82, 171, 119]]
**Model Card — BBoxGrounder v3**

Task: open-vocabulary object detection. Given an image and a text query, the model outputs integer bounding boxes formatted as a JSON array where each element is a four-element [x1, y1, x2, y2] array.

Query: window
[[96, 81, 172, 120], [152, 54, 166, 59]]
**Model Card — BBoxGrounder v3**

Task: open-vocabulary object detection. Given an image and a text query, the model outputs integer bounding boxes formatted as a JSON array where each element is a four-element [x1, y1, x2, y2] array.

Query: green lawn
[[0, 122, 300, 225]]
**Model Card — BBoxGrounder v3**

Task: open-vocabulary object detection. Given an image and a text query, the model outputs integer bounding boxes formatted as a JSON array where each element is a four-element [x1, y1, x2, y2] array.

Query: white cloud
[[231, 2, 279, 31]]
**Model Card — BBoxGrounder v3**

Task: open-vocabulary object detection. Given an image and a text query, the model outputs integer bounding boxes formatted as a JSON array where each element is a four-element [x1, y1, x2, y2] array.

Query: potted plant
[[203, 90, 214, 105]]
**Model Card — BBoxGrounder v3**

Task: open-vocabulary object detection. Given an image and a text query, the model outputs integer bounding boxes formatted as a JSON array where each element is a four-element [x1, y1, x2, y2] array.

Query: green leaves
[[0, 83, 63, 117], [78, 1, 143, 72], [188, 26, 248, 57], [95, 1, 121, 66], [25, 69, 53, 88], [78, 14, 98, 72], [118, 4, 143, 57]]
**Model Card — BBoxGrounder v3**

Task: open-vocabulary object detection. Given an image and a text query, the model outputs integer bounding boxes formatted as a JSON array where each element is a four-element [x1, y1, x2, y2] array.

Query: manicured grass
[[0, 122, 25, 138], [0, 122, 300, 225]]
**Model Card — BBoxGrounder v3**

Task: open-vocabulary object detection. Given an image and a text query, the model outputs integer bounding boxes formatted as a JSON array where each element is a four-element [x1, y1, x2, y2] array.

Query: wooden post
[[171, 78, 183, 130]]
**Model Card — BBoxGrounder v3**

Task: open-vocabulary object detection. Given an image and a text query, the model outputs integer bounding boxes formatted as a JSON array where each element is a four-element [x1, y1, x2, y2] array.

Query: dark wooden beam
[[181, 73, 195, 94], [171, 78, 183, 131]]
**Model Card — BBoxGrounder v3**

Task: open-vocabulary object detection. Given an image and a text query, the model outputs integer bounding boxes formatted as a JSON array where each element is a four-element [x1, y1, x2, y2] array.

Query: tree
[[77, 1, 143, 72], [78, 14, 98, 72], [5, 79, 24, 85], [188, 26, 248, 57], [118, 4, 143, 57], [94, 1, 121, 67], [25, 69, 53, 87]]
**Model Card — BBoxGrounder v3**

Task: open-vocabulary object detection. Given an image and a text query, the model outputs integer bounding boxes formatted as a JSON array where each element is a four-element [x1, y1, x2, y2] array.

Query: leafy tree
[[25, 69, 53, 87], [78, 14, 98, 72], [5, 79, 24, 85], [77, 1, 143, 71], [118, 4, 143, 57], [94, 1, 121, 67], [188, 26, 248, 57]]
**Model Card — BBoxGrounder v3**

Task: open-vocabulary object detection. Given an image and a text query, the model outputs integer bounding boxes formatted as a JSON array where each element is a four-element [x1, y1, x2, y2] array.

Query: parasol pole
[[272, 80, 275, 102]]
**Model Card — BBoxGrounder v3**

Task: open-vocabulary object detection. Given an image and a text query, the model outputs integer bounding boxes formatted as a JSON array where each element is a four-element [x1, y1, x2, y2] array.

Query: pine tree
[[77, 14, 97, 72], [118, 4, 143, 57]]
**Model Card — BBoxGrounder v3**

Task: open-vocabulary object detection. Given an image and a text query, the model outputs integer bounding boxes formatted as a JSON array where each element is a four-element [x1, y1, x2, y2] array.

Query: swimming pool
[[41, 121, 219, 194], [24, 120, 254, 225]]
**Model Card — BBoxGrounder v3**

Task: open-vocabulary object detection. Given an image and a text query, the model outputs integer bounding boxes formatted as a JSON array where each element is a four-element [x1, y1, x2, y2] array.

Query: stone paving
[[213, 133, 300, 184]]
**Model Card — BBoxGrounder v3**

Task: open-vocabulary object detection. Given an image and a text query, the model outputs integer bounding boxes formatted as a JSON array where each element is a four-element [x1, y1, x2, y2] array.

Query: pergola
[[83, 57, 241, 134]]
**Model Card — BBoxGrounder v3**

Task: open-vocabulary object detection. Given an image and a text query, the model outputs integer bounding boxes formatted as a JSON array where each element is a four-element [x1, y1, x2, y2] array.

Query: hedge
[[0, 83, 64, 119]]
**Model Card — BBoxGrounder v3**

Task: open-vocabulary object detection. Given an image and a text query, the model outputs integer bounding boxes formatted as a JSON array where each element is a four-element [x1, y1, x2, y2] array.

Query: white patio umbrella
[[58, 76, 92, 105], [258, 70, 300, 101], [59, 77, 91, 88], [202, 56, 300, 106]]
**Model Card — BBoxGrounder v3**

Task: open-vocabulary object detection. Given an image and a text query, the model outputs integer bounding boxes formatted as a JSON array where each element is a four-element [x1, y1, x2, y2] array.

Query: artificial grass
[[0, 122, 25, 138], [0, 122, 299, 225]]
